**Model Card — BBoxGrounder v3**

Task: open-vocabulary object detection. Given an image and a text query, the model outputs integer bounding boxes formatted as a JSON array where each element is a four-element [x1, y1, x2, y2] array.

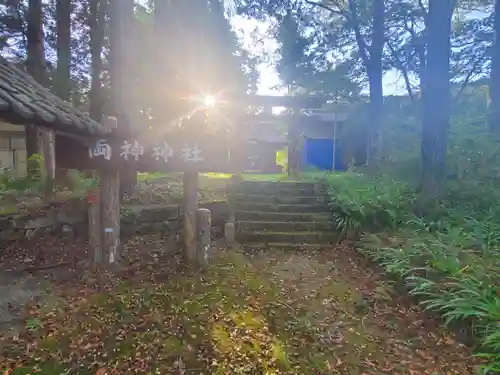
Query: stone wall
[[0, 199, 230, 242]]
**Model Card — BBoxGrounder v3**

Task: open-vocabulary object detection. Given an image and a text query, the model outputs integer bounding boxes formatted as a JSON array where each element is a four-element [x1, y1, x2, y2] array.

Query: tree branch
[[454, 56, 483, 102], [305, 0, 346, 17], [387, 41, 415, 102], [347, 0, 370, 67], [418, 0, 428, 24]]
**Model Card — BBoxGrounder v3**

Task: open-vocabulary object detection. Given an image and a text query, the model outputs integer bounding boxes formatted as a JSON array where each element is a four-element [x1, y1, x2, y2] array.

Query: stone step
[[237, 220, 334, 232], [231, 194, 325, 205], [234, 202, 327, 213], [235, 211, 332, 222], [237, 231, 339, 244], [237, 180, 322, 189], [233, 182, 325, 196], [241, 242, 333, 251]]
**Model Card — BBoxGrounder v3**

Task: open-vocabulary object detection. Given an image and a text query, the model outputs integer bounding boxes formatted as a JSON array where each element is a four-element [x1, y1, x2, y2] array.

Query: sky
[[230, 15, 283, 95], [137, 1, 491, 98], [230, 15, 407, 96], [135, 0, 407, 97]]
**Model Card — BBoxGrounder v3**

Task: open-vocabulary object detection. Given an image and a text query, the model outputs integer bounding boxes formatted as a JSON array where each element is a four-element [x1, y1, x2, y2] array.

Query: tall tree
[[53, 0, 72, 184], [420, 0, 455, 199], [25, 0, 44, 160], [239, 0, 385, 164], [107, 0, 136, 198], [89, 0, 105, 122], [276, 10, 315, 93], [27, 0, 55, 196], [55, 0, 71, 101], [359, 0, 385, 165], [489, 0, 500, 132], [151, 0, 253, 126], [309, 0, 385, 164]]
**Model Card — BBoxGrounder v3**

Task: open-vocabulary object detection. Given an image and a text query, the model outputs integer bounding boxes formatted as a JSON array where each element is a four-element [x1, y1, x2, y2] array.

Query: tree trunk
[[347, 0, 384, 166], [420, 0, 454, 200], [153, 0, 189, 124], [489, 0, 500, 133], [54, 0, 72, 186], [366, 0, 385, 166], [108, 0, 136, 200], [27, 0, 55, 198], [25, 0, 44, 167], [55, 0, 71, 101], [89, 0, 105, 123], [101, 167, 120, 265], [88, 0, 106, 264]]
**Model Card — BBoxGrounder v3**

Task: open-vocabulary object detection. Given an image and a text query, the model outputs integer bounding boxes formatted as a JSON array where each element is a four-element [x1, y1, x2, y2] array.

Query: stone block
[[57, 210, 85, 225], [14, 215, 57, 230], [122, 204, 179, 224], [0, 217, 13, 231]]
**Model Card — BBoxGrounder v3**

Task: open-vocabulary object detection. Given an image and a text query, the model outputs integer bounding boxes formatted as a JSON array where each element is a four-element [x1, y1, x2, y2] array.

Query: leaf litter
[[0, 235, 480, 374]]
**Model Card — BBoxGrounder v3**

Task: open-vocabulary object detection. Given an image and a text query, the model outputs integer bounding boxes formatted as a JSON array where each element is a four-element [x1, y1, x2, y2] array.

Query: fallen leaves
[[0, 238, 481, 374]]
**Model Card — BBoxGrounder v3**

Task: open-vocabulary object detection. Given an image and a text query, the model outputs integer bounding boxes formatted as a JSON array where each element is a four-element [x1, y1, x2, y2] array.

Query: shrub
[[0, 154, 44, 193], [324, 172, 416, 238], [324, 171, 500, 372]]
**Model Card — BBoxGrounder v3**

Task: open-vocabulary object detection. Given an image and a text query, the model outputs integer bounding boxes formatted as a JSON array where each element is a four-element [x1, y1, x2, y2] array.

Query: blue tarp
[[303, 138, 344, 171]]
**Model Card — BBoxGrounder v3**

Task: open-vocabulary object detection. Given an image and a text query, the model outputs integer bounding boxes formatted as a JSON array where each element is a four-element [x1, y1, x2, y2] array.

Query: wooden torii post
[[88, 116, 120, 265]]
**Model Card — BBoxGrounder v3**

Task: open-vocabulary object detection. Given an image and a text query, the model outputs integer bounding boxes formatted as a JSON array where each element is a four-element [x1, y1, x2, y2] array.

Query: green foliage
[[0, 154, 92, 197], [25, 317, 43, 333], [324, 171, 500, 372], [0, 154, 44, 192], [325, 172, 416, 238]]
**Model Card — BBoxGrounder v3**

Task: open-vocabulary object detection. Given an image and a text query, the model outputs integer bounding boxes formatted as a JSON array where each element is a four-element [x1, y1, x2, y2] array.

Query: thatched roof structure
[[0, 57, 108, 136]]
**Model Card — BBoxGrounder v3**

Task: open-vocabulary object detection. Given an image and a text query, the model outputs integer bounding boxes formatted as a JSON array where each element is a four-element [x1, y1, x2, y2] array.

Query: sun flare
[[203, 95, 217, 108]]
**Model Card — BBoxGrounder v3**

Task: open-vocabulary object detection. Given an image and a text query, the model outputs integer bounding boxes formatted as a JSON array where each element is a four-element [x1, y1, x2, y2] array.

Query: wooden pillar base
[[183, 171, 199, 262], [225, 174, 237, 247], [41, 129, 56, 201], [88, 186, 102, 263], [99, 116, 121, 266], [196, 208, 211, 265], [100, 169, 120, 265], [224, 221, 235, 247]]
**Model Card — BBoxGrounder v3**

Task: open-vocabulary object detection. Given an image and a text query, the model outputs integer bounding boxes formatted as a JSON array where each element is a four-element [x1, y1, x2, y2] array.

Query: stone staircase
[[231, 180, 337, 249]]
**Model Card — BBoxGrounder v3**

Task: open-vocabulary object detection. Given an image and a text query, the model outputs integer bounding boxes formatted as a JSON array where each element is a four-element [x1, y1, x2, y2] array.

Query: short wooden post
[[224, 221, 236, 247], [183, 170, 198, 261], [100, 116, 120, 265], [196, 208, 211, 265], [41, 129, 56, 201], [228, 174, 239, 223], [225, 174, 238, 247], [88, 184, 101, 263]]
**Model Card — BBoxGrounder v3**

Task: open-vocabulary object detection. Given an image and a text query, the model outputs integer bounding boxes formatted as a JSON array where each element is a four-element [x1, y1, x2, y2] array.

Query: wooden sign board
[[56, 134, 232, 173], [56, 134, 283, 173]]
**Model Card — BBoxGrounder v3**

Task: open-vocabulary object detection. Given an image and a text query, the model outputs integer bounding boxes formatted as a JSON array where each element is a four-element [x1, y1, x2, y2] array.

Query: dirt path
[[1, 241, 479, 374], [249, 247, 477, 374]]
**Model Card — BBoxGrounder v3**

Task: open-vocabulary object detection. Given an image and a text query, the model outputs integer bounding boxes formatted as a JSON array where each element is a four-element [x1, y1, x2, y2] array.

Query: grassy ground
[[0, 172, 327, 213], [1, 240, 477, 375], [200, 172, 328, 182]]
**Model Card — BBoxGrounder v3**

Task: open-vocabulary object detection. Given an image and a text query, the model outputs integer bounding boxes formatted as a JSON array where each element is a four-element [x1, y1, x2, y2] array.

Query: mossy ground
[[2, 243, 477, 375]]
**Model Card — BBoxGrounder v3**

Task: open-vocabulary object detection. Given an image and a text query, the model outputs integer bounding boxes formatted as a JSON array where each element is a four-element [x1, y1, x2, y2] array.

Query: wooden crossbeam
[[241, 113, 338, 125], [229, 94, 331, 109]]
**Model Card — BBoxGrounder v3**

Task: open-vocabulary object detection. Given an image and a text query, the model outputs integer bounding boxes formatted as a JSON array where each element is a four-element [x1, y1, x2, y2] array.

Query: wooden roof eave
[[0, 57, 109, 137]]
